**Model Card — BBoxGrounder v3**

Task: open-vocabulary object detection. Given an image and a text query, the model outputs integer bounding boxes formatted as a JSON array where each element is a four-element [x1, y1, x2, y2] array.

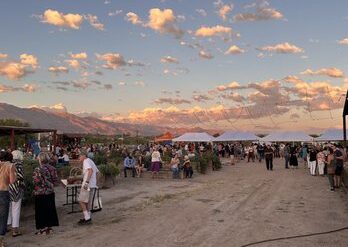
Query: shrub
[[93, 151, 108, 166], [98, 162, 120, 177], [22, 159, 39, 205]]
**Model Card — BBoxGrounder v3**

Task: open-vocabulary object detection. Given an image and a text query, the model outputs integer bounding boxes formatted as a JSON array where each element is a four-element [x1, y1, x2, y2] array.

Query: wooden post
[[10, 129, 15, 151], [53, 131, 57, 152]]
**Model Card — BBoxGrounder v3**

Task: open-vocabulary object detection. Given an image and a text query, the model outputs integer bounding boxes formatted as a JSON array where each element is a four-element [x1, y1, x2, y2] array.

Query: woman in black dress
[[289, 146, 298, 169]]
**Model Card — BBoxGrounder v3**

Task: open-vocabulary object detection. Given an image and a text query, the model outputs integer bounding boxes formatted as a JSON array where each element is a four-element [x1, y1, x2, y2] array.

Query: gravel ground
[[7, 158, 348, 247]]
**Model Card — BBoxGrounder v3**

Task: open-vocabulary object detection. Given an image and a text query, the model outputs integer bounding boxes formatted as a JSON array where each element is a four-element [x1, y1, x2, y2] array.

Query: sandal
[[12, 231, 22, 237], [35, 229, 47, 235], [46, 228, 53, 235]]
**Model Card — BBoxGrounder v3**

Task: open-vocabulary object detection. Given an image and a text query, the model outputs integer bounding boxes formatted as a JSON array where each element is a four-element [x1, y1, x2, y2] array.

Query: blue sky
[[0, 0, 347, 131]]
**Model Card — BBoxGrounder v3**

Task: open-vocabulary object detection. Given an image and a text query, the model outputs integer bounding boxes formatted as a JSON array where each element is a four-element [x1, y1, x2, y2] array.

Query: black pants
[[35, 193, 59, 230], [265, 158, 273, 170], [185, 167, 193, 178], [124, 167, 135, 177]]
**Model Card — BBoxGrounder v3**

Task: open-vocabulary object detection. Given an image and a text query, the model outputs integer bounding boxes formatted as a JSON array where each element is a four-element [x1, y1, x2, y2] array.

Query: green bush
[[98, 163, 120, 177], [93, 151, 108, 166], [197, 155, 208, 174], [22, 159, 39, 205]]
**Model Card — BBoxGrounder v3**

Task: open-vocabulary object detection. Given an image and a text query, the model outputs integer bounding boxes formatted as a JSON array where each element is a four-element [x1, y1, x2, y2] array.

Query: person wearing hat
[[183, 156, 193, 178], [264, 144, 274, 171]]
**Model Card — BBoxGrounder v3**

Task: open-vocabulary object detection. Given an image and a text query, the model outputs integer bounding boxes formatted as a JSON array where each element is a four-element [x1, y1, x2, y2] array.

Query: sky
[[0, 0, 347, 132]]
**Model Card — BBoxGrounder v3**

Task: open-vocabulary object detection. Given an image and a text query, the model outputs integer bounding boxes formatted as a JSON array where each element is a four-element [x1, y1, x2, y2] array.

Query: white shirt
[[151, 151, 161, 162], [83, 158, 99, 188], [63, 154, 69, 162]]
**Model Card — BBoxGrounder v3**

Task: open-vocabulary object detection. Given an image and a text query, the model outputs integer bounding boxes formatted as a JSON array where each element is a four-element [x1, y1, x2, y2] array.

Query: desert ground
[[7, 158, 348, 247]]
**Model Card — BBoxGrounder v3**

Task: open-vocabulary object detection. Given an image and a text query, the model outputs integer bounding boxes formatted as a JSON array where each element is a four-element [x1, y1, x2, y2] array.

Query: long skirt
[[290, 155, 298, 167], [35, 193, 59, 230]]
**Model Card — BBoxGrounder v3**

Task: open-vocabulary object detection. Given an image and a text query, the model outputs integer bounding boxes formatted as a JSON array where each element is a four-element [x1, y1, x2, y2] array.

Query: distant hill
[[0, 103, 216, 136]]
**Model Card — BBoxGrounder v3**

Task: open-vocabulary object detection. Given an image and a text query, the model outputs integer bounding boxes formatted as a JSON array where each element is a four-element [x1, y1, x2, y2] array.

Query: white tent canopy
[[214, 131, 259, 142], [316, 129, 344, 141], [261, 131, 312, 142], [172, 132, 214, 142]]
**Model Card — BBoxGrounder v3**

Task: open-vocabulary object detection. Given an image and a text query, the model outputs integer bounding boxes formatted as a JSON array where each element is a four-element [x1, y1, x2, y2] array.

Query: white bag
[[91, 188, 102, 213]]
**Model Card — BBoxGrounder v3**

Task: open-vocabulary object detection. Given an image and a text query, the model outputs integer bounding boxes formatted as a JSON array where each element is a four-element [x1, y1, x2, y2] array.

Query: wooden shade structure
[[0, 126, 57, 150]]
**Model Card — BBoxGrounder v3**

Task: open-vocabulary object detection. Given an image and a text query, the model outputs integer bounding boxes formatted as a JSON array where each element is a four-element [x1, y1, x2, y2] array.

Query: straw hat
[[184, 155, 189, 161]]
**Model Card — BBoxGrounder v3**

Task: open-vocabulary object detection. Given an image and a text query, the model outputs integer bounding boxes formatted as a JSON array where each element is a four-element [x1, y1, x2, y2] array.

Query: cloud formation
[[154, 97, 191, 105], [97, 53, 127, 69], [0, 84, 37, 93], [195, 25, 232, 37], [85, 14, 105, 31], [41, 9, 84, 29], [301, 68, 344, 78], [48, 66, 69, 74], [160, 56, 179, 64], [0, 54, 38, 80], [147, 8, 184, 38], [199, 50, 214, 59], [258, 42, 304, 54], [225, 45, 245, 55], [338, 38, 348, 45], [233, 2, 283, 22]]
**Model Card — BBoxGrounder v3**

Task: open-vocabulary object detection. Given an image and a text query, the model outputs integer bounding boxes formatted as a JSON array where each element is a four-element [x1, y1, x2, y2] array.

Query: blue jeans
[[172, 167, 179, 179], [0, 191, 10, 236]]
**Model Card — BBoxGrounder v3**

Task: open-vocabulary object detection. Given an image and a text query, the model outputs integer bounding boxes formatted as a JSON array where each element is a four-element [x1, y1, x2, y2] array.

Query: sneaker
[[78, 218, 92, 225]]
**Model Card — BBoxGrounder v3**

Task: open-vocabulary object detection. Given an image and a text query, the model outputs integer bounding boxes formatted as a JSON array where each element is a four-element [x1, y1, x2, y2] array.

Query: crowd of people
[[0, 139, 346, 246]]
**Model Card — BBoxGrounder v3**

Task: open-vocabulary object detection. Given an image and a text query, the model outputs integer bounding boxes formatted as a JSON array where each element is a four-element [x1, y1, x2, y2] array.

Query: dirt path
[[8, 159, 348, 247]]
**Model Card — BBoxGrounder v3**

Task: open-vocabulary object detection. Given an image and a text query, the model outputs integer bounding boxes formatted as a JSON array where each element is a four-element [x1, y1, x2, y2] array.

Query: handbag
[[91, 188, 102, 213]]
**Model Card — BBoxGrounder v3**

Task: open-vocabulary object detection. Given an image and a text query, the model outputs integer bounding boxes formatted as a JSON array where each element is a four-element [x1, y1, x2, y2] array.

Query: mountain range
[[0, 103, 211, 136]]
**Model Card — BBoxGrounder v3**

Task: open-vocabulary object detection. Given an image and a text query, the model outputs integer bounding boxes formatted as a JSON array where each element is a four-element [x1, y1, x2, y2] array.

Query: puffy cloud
[[233, 4, 283, 22], [126, 12, 143, 25], [0, 62, 27, 80], [97, 53, 127, 69], [338, 38, 348, 45], [85, 14, 104, 31], [225, 45, 245, 55], [258, 42, 304, 54], [0, 54, 38, 80], [19, 54, 38, 69], [154, 97, 191, 105], [48, 66, 69, 74], [147, 8, 184, 38], [71, 52, 88, 59], [0, 53, 8, 59], [199, 50, 214, 59], [0, 83, 37, 93], [96, 53, 143, 69], [196, 9, 207, 17], [41, 9, 84, 29], [216, 81, 243, 91], [65, 59, 80, 69], [300, 68, 344, 78], [160, 56, 179, 64], [214, 1, 234, 21], [31, 103, 67, 113], [195, 25, 232, 37]]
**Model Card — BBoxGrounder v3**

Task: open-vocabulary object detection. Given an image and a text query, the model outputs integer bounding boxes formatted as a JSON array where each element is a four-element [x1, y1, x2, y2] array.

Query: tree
[[0, 119, 30, 127]]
